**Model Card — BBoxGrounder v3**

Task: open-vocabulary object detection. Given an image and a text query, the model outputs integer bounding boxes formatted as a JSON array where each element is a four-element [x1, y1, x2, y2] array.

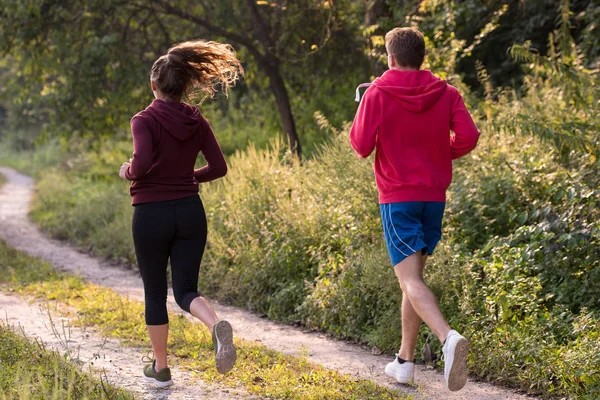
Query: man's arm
[[350, 88, 380, 158], [450, 91, 480, 160]]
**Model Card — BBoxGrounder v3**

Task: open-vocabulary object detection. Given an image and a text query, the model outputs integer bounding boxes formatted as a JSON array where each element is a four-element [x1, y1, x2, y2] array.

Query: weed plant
[[0, 324, 132, 400]]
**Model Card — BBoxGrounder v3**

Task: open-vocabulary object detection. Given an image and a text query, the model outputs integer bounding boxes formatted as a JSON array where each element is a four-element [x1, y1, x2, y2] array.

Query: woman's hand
[[119, 161, 131, 180]]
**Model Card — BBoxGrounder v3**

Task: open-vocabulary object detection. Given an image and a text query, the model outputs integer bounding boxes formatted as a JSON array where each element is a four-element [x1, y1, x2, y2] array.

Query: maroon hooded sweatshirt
[[125, 99, 227, 205]]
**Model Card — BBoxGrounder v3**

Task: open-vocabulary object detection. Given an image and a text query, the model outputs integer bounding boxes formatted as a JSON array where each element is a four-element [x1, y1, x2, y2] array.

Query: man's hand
[[119, 162, 131, 180]]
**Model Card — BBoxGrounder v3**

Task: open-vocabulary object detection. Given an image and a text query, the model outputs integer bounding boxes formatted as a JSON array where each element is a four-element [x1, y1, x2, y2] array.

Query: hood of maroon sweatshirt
[[145, 99, 203, 141], [373, 70, 447, 113]]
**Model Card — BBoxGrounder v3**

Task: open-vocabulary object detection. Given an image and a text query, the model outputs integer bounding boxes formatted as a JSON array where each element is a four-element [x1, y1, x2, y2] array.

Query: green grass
[[0, 239, 408, 400], [0, 323, 132, 399]]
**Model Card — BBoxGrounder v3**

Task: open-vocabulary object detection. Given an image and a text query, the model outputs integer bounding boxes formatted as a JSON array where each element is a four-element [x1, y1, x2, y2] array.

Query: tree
[[0, 0, 166, 137], [145, 0, 347, 157], [0, 0, 346, 157]]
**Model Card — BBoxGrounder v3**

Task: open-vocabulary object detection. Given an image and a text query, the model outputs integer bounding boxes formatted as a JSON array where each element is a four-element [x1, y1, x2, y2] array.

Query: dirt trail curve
[[0, 166, 533, 400]]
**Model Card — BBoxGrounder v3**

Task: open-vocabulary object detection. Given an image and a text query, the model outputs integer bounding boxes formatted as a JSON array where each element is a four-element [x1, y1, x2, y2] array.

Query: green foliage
[[0, 0, 370, 157], [199, 134, 380, 318], [2, 0, 597, 157], [202, 91, 284, 155], [23, 139, 135, 264], [504, 41, 600, 165], [454, 0, 599, 87], [366, 0, 599, 90], [0, 136, 65, 179], [0, 0, 155, 138], [299, 245, 405, 351], [31, 174, 134, 263]]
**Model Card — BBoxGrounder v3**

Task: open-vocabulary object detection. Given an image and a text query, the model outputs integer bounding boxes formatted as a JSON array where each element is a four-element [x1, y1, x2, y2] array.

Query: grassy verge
[[0, 239, 407, 400], [0, 323, 132, 399]]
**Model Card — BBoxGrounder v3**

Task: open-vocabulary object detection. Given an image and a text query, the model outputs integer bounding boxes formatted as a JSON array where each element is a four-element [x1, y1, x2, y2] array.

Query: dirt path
[[0, 292, 254, 399], [0, 166, 533, 399]]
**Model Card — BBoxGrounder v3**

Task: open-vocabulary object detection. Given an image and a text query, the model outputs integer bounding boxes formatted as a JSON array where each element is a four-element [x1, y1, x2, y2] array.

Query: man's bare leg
[[394, 253, 450, 344], [398, 255, 428, 361]]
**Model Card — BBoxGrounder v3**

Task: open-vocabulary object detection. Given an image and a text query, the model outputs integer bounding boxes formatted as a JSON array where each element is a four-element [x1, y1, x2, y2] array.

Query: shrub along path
[[0, 166, 532, 400]]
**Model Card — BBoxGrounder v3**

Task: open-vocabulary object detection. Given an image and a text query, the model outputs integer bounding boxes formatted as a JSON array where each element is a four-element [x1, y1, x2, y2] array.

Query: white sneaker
[[442, 330, 470, 391], [384, 355, 414, 384]]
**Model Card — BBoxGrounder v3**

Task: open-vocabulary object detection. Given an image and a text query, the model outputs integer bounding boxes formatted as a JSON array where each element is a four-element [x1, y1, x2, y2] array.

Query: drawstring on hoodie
[[355, 83, 373, 102]]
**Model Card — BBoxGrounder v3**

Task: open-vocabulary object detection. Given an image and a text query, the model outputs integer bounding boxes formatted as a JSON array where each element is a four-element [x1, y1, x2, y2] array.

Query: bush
[[200, 135, 380, 318]]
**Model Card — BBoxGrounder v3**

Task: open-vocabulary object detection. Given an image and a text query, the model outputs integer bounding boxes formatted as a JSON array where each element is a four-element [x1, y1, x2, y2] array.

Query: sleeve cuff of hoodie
[[125, 167, 134, 181]]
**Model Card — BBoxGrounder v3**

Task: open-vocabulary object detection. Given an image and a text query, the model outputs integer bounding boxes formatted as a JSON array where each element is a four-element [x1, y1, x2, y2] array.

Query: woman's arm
[[194, 119, 227, 183], [125, 117, 154, 180]]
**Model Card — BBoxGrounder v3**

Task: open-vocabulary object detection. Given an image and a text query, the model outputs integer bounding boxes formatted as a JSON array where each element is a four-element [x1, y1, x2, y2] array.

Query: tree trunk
[[246, 0, 301, 157], [262, 60, 302, 157], [153, 2, 303, 156], [364, 0, 389, 26], [365, 0, 392, 76]]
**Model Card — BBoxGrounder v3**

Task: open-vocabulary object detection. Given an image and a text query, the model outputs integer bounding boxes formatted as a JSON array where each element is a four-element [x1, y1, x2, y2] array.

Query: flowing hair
[[150, 40, 243, 102]]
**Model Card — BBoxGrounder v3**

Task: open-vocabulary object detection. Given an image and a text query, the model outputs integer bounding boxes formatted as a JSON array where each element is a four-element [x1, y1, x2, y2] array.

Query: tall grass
[[0, 136, 64, 179], [0, 324, 132, 399], [200, 136, 381, 317]]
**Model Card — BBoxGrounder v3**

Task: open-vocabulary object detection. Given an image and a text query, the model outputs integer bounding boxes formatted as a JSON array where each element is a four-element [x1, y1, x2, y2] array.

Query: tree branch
[[152, 13, 173, 51], [121, 10, 137, 43], [246, 0, 277, 54], [140, 11, 161, 58], [147, 0, 266, 63]]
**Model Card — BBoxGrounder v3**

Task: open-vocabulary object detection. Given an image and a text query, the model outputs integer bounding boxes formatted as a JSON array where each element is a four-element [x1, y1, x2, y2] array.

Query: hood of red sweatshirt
[[145, 99, 203, 141], [373, 70, 447, 113]]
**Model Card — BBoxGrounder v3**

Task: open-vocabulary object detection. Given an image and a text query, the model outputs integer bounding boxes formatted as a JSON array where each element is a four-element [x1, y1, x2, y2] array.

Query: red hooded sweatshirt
[[350, 70, 479, 204], [125, 99, 227, 205]]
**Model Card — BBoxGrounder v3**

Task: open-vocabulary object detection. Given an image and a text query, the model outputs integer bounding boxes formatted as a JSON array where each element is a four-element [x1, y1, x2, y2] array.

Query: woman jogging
[[118, 40, 243, 388]]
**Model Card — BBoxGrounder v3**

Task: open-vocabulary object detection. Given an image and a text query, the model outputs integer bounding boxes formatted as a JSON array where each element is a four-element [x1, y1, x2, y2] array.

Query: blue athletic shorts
[[380, 202, 445, 266]]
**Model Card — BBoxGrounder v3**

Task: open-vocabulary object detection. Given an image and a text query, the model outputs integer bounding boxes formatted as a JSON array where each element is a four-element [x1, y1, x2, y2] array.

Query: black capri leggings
[[132, 195, 207, 325]]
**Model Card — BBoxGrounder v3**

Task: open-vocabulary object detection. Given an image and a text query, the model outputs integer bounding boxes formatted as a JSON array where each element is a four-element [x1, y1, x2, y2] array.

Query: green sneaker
[[143, 358, 174, 388], [212, 320, 237, 374]]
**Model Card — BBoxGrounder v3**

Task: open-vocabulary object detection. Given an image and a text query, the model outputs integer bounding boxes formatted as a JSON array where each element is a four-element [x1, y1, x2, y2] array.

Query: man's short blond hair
[[385, 28, 425, 69]]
